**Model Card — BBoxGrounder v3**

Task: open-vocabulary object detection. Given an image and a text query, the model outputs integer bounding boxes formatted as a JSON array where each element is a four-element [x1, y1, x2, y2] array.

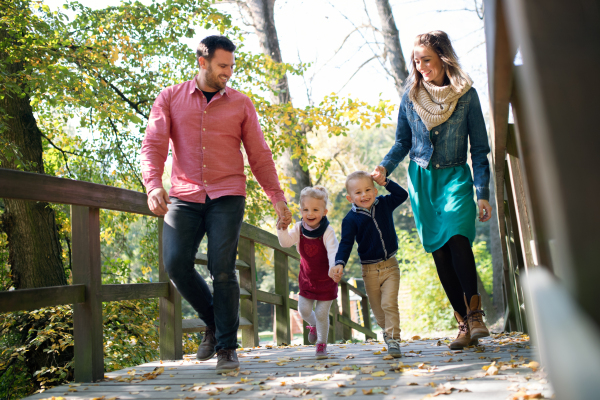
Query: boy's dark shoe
[[216, 348, 239, 373], [387, 338, 402, 358], [196, 326, 217, 361]]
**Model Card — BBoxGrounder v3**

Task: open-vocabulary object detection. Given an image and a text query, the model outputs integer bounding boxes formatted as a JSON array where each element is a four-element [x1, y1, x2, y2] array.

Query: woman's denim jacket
[[380, 87, 491, 200]]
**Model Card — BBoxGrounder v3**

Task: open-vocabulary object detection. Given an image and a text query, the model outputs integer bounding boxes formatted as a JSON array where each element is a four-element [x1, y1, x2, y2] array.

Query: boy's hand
[[371, 165, 387, 186], [148, 187, 171, 216], [329, 265, 344, 283]]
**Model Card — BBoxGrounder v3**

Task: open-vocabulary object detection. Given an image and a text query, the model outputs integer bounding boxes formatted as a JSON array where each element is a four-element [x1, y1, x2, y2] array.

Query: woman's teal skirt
[[408, 161, 477, 253]]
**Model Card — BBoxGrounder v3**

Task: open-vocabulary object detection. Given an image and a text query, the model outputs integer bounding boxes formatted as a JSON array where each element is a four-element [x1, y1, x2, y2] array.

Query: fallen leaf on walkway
[[373, 351, 381, 355], [382, 355, 394, 360], [345, 354, 355, 359], [382, 347, 387, 351], [524, 361, 540, 372], [360, 366, 375, 374], [407, 382, 418, 385], [508, 390, 543, 399], [360, 377, 373, 381], [371, 371, 386, 377], [411, 336, 421, 340], [312, 375, 331, 381], [154, 386, 171, 391], [335, 388, 356, 396], [129, 392, 139, 395], [382, 377, 394, 380]]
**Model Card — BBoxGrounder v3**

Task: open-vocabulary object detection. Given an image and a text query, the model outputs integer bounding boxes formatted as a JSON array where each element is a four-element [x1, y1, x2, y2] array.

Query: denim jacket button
[[435, 131, 439, 135], [436, 164, 440, 168]]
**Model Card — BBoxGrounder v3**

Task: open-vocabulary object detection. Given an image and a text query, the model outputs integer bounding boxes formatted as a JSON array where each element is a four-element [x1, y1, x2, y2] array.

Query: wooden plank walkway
[[27, 333, 553, 400]]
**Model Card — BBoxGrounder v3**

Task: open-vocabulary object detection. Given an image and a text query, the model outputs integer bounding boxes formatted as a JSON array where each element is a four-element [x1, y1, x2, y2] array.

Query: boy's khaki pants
[[361, 257, 401, 340]]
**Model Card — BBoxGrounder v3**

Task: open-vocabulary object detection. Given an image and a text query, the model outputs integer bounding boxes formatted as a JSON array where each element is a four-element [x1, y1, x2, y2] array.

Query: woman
[[372, 31, 492, 349]]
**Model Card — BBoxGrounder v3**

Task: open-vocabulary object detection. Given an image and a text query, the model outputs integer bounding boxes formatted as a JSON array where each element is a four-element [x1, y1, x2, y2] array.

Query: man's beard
[[206, 65, 226, 91]]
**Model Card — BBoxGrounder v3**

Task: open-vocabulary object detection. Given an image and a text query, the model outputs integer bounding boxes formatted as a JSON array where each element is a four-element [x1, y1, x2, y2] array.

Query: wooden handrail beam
[[0, 169, 153, 216], [0, 285, 86, 313], [99, 283, 169, 302]]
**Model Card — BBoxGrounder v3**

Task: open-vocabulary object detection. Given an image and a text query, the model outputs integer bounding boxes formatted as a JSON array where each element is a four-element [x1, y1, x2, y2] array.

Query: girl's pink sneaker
[[306, 325, 317, 344], [315, 343, 328, 359]]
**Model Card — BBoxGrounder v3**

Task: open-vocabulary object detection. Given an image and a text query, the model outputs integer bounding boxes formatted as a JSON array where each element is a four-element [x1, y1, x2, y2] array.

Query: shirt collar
[[190, 75, 228, 97], [351, 198, 379, 214]]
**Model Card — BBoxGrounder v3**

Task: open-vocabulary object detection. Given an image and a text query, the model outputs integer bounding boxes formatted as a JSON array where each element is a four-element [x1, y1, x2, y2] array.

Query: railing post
[[158, 218, 182, 360], [238, 237, 259, 347], [274, 250, 290, 345], [340, 281, 352, 341], [361, 295, 375, 340], [71, 206, 104, 382], [328, 311, 337, 344]]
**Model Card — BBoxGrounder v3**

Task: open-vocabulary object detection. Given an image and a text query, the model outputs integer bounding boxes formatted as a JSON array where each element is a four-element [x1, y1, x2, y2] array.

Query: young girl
[[277, 186, 339, 359]]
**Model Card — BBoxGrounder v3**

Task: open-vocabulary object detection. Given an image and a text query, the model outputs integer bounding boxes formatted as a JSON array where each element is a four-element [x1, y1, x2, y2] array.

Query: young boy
[[330, 170, 408, 357]]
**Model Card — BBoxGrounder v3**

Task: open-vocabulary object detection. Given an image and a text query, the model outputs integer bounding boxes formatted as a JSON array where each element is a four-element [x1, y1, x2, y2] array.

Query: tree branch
[[107, 117, 146, 191], [336, 55, 379, 93], [40, 133, 75, 176]]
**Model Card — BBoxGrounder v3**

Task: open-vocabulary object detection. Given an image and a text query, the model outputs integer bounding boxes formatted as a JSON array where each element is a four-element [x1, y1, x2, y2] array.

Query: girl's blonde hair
[[406, 30, 472, 98], [299, 185, 329, 208]]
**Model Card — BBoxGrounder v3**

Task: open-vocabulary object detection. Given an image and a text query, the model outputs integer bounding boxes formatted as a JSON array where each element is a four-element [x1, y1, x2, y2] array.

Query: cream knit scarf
[[409, 79, 472, 131]]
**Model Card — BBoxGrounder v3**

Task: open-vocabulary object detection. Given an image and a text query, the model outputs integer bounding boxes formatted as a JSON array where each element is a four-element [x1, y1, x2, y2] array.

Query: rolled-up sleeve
[[141, 89, 171, 194], [241, 98, 286, 205], [467, 89, 491, 201]]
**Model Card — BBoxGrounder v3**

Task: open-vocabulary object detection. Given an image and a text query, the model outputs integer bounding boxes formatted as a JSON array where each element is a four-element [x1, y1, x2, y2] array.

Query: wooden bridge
[[1, 0, 600, 398]]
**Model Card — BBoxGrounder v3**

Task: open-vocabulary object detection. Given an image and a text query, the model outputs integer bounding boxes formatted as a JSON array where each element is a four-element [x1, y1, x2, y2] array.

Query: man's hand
[[478, 199, 492, 222], [274, 201, 292, 228], [148, 188, 171, 216], [329, 265, 344, 283], [371, 165, 387, 186]]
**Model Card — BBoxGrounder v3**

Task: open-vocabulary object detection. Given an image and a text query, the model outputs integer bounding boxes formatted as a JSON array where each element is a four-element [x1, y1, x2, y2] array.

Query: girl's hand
[[478, 199, 492, 222], [371, 165, 387, 186], [329, 265, 343, 283]]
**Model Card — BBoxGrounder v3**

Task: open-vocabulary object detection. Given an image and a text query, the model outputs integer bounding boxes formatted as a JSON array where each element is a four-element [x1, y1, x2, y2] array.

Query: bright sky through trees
[[43, 0, 488, 114]]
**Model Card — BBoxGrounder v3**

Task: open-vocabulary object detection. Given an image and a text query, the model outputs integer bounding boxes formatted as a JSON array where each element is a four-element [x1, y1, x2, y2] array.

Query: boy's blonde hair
[[345, 171, 373, 192], [299, 185, 329, 208]]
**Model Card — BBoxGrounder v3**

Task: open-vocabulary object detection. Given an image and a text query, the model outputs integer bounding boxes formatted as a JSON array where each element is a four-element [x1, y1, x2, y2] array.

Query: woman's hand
[[371, 165, 387, 186], [478, 199, 492, 222]]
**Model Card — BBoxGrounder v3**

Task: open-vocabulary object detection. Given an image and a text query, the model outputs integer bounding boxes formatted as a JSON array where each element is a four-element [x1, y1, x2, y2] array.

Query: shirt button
[[204, 111, 207, 114], [203, 147, 205, 149], [203, 165, 206, 167], [435, 131, 439, 135], [204, 180, 207, 183], [203, 128, 205, 131], [436, 164, 440, 168]]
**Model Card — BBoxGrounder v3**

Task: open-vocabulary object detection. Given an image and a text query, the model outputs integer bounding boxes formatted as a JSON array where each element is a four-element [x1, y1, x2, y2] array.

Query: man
[[141, 35, 291, 373]]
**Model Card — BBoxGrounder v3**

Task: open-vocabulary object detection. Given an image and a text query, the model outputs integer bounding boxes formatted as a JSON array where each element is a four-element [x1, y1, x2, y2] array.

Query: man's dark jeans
[[163, 195, 245, 351]]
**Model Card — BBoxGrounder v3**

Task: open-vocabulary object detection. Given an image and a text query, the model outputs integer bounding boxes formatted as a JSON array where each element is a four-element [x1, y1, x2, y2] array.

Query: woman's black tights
[[431, 235, 478, 317]]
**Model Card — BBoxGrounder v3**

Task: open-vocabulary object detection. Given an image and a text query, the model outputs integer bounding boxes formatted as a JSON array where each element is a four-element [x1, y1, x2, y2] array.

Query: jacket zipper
[[371, 207, 388, 259]]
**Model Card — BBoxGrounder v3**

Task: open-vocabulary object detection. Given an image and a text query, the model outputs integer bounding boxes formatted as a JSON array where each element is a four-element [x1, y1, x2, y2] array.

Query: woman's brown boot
[[449, 311, 478, 349], [465, 294, 490, 340]]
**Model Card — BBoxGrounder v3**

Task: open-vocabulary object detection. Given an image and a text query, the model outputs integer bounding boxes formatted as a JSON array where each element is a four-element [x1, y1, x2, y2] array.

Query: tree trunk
[[373, 0, 409, 97], [244, 0, 311, 203], [0, 26, 66, 289]]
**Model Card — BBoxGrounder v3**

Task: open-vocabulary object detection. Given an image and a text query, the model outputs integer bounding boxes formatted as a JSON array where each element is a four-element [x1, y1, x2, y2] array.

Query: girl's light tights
[[297, 295, 333, 344]]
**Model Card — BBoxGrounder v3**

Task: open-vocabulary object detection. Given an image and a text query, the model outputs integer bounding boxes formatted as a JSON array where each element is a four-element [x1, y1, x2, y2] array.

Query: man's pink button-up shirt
[[141, 78, 286, 205]]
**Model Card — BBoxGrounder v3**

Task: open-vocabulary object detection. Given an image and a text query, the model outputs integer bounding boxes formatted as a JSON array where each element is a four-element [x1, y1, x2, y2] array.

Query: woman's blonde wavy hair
[[406, 30, 472, 98]]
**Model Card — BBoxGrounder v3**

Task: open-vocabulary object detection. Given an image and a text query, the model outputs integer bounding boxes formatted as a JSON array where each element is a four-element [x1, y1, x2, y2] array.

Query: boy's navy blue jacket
[[334, 179, 408, 267]]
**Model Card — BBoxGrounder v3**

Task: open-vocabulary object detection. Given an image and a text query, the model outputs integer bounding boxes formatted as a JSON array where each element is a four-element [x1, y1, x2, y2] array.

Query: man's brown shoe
[[196, 326, 217, 361], [216, 348, 239, 374], [449, 311, 478, 349], [465, 294, 490, 340]]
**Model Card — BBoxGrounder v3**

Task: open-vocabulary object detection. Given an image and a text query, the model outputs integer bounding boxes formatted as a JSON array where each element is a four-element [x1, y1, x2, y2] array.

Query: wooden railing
[[0, 168, 375, 383]]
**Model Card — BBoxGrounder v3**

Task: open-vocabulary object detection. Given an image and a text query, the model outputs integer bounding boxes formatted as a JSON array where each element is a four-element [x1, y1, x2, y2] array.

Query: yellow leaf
[[373, 351, 381, 355], [411, 335, 421, 340], [371, 371, 386, 377], [337, 388, 357, 397], [382, 355, 394, 360]]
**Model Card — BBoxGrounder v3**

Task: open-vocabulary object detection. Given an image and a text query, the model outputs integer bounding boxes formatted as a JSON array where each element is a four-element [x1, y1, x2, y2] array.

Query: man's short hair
[[345, 171, 373, 192], [196, 36, 236, 62]]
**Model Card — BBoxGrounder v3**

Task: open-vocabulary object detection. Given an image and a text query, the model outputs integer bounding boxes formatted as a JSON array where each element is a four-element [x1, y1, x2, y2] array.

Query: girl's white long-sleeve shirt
[[277, 222, 339, 269]]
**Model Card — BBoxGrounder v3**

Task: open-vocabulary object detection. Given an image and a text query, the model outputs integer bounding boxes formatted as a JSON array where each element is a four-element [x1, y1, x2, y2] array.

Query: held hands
[[329, 265, 344, 283], [275, 201, 292, 230], [478, 199, 492, 222], [370, 165, 387, 186], [148, 188, 171, 216]]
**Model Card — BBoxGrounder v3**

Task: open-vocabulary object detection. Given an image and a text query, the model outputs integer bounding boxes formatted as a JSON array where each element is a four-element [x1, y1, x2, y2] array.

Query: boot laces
[[316, 343, 326, 352], [458, 323, 468, 335], [306, 325, 317, 335], [217, 348, 234, 361], [467, 309, 485, 323], [387, 339, 400, 350], [202, 328, 215, 344]]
